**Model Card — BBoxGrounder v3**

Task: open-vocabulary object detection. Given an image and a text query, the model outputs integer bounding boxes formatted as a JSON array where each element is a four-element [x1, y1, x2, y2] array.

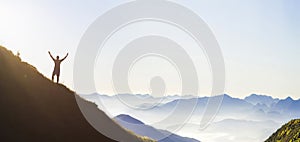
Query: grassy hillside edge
[[265, 119, 300, 142]]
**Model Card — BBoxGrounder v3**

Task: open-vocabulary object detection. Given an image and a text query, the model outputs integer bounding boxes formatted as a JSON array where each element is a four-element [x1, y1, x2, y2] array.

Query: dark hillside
[[0, 46, 152, 142]]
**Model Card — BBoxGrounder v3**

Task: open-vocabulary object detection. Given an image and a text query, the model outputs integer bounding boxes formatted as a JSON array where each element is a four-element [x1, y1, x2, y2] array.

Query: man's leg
[[57, 75, 59, 83], [52, 73, 54, 82]]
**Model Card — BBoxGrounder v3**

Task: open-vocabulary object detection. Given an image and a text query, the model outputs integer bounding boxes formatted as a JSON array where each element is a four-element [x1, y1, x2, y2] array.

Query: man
[[48, 51, 68, 83]]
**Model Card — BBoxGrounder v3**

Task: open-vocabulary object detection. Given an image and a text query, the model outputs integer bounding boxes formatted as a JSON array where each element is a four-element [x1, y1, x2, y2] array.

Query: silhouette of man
[[48, 51, 68, 83]]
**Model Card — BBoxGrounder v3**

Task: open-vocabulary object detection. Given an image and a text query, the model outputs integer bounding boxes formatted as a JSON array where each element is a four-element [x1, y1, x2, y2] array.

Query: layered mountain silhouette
[[83, 93, 300, 141], [265, 119, 300, 142], [153, 94, 300, 118], [0, 46, 154, 142], [114, 114, 200, 142]]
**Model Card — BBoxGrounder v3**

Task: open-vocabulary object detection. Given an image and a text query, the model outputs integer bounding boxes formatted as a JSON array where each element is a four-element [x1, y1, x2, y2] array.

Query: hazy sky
[[0, 0, 299, 99]]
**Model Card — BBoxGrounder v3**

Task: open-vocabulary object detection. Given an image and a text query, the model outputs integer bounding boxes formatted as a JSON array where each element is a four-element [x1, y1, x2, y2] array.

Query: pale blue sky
[[0, 0, 299, 99]]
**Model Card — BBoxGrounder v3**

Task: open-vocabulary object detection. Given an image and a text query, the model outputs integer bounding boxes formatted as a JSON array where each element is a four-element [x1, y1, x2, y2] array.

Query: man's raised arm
[[48, 51, 55, 61], [61, 53, 68, 61]]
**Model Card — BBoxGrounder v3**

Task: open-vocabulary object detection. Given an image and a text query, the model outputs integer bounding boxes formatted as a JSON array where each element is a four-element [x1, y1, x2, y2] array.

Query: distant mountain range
[[83, 93, 299, 111], [82, 93, 300, 121], [81, 93, 300, 142], [114, 114, 200, 142]]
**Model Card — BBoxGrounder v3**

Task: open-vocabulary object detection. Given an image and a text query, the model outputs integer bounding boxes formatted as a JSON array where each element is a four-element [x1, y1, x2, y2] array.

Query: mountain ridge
[[114, 114, 200, 142]]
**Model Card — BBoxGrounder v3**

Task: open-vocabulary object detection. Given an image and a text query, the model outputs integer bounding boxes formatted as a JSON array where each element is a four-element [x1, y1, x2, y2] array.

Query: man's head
[[56, 56, 59, 60]]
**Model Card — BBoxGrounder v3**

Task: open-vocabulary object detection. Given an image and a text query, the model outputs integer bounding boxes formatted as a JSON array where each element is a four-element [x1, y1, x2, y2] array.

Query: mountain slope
[[265, 119, 300, 142], [114, 114, 200, 142], [0, 46, 154, 142]]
